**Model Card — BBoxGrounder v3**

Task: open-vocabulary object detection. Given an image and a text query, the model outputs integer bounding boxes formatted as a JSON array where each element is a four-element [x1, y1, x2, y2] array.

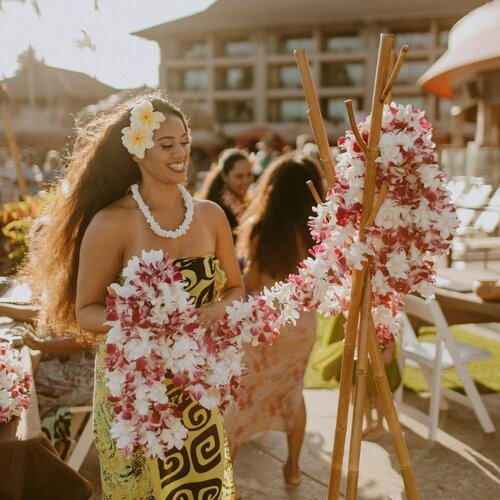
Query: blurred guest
[[225, 153, 324, 486], [199, 148, 254, 237], [254, 135, 280, 177], [21, 148, 43, 195], [295, 133, 314, 152], [0, 302, 95, 458], [42, 149, 64, 184], [0, 146, 18, 202]]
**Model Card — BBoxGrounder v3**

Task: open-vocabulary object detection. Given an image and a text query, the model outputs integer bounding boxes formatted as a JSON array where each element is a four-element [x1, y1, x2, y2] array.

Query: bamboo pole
[[383, 50, 397, 106], [328, 34, 394, 499], [307, 180, 323, 205], [380, 45, 409, 103], [0, 85, 28, 198], [345, 274, 373, 499], [294, 49, 336, 188], [368, 319, 419, 499]]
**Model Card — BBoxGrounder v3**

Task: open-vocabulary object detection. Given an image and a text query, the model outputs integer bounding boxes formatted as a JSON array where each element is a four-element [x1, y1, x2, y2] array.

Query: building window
[[273, 99, 308, 122], [216, 100, 254, 123], [268, 65, 302, 89], [396, 60, 429, 85], [224, 40, 255, 57], [168, 69, 208, 91], [184, 69, 208, 91], [322, 97, 363, 124], [325, 33, 365, 52], [394, 31, 431, 49], [393, 95, 426, 110], [322, 62, 364, 87], [182, 41, 208, 59], [280, 36, 314, 54], [216, 67, 253, 90]]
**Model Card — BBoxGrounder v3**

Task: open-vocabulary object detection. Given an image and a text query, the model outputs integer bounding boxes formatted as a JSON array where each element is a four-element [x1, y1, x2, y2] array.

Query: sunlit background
[[0, 0, 215, 88]]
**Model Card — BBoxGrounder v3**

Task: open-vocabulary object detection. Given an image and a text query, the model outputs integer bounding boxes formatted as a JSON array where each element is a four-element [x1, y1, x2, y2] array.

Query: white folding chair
[[395, 294, 495, 440], [65, 405, 93, 471]]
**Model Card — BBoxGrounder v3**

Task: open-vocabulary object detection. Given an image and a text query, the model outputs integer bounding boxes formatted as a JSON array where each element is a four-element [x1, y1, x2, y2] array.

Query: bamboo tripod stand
[[294, 34, 419, 499]]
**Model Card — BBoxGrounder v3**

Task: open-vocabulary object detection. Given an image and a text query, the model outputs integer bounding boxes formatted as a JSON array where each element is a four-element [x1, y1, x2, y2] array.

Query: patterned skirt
[[93, 344, 235, 499]]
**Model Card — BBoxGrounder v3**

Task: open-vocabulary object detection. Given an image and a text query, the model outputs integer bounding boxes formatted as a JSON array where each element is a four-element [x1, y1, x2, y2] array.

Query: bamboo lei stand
[[295, 34, 419, 499]]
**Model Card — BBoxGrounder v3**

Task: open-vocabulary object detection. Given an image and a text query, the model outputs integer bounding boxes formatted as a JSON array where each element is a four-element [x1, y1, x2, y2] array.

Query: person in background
[[0, 302, 94, 458], [0, 146, 18, 202], [42, 149, 64, 184], [21, 147, 43, 195], [199, 148, 254, 238], [254, 135, 280, 177], [225, 153, 325, 487]]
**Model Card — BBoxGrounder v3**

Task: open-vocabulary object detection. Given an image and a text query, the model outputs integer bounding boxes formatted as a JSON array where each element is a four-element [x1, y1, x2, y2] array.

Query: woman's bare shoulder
[[194, 198, 226, 219], [85, 196, 136, 239]]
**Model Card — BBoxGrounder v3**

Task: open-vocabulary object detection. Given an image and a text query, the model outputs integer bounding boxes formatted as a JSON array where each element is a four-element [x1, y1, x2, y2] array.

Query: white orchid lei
[[105, 102, 459, 458], [0, 343, 31, 424], [121, 100, 165, 159], [104, 250, 279, 459]]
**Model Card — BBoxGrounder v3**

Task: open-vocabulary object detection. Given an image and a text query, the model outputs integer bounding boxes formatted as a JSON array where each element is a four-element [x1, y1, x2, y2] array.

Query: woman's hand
[[194, 302, 226, 330], [20, 328, 43, 350]]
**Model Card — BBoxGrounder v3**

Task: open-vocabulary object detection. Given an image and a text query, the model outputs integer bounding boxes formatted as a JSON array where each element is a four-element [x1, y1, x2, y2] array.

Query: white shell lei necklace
[[130, 183, 194, 239]]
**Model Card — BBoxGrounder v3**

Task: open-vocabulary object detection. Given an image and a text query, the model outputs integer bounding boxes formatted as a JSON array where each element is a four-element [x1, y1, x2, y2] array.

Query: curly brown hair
[[236, 153, 324, 281], [22, 89, 190, 336]]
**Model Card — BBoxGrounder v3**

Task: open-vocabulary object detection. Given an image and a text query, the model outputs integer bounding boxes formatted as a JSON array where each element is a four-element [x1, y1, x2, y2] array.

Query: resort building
[[134, 0, 487, 143]]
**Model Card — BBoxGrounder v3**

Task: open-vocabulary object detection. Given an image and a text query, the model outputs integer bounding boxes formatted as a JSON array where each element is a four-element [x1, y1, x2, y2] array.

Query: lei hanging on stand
[[0, 344, 31, 424], [105, 102, 459, 459]]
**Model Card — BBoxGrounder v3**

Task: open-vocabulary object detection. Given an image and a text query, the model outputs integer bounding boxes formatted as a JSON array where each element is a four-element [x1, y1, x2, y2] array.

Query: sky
[[0, 0, 216, 89]]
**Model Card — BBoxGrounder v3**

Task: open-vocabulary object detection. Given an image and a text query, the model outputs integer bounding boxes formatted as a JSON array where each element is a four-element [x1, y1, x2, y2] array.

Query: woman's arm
[[22, 330, 91, 354], [0, 303, 41, 324], [75, 208, 125, 334]]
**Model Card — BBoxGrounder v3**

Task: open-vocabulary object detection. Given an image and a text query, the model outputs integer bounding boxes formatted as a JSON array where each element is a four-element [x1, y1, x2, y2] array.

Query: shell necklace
[[131, 183, 194, 239]]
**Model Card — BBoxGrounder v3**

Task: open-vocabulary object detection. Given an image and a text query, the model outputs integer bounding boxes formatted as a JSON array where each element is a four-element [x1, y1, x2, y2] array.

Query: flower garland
[[0, 343, 31, 424], [130, 184, 194, 239], [105, 102, 459, 458], [104, 250, 279, 459], [260, 102, 459, 347]]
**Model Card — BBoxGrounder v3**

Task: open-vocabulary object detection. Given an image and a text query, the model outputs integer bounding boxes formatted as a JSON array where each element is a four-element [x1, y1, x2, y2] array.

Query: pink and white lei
[[104, 250, 279, 459], [0, 344, 31, 424], [262, 102, 459, 347]]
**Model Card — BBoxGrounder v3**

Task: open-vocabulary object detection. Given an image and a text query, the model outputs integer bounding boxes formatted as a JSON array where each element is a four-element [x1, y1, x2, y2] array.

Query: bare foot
[[283, 463, 301, 486]]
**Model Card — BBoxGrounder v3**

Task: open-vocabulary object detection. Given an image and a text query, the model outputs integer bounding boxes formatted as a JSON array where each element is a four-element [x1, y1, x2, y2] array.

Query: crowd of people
[[0, 146, 64, 202], [0, 90, 395, 498]]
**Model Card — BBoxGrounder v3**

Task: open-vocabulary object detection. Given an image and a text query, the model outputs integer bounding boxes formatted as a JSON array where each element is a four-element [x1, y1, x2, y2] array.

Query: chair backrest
[[401, 294, 451, 345], [473, 210, 500, 234], [459, 184, 493, 209], [487, 187, 500, 209]]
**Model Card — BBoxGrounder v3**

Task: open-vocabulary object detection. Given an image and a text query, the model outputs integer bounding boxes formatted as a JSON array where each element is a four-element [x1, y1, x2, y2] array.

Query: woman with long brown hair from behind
[[224, 152, 324, 487]]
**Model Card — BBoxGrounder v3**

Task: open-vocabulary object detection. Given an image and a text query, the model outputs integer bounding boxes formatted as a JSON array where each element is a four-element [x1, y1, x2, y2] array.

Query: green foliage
[[0, 194, 50, 262]]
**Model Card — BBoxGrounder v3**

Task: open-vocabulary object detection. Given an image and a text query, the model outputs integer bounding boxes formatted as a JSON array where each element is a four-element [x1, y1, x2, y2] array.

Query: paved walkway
[[81, 387, 500, 499]]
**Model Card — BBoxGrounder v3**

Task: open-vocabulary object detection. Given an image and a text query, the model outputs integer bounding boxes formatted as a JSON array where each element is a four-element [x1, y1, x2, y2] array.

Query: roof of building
[[1, 55, 116, 102], [134, 0, 486, 39], [419, 0, 500, 97]]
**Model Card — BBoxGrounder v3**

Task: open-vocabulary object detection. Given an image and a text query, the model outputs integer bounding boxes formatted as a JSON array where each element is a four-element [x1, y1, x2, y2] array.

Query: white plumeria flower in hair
[[130, 100, 166, 130], [121, 126, 154, 159]]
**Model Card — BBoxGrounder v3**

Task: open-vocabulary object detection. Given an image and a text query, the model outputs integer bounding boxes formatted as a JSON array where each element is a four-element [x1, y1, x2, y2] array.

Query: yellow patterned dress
[[93, 254, 235, 499]]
